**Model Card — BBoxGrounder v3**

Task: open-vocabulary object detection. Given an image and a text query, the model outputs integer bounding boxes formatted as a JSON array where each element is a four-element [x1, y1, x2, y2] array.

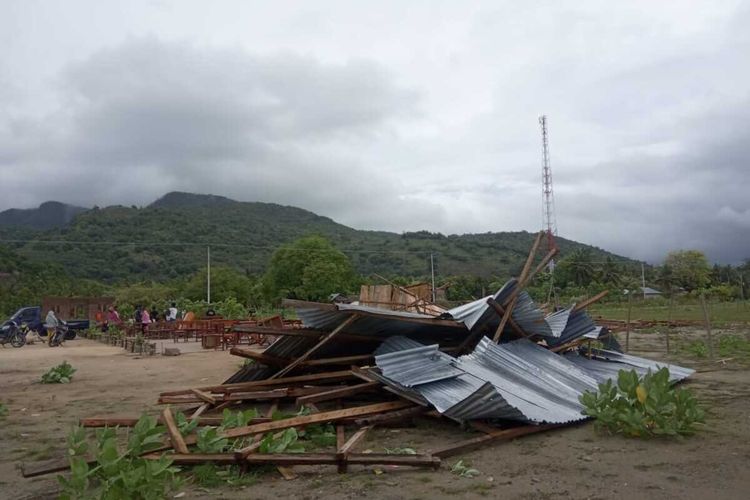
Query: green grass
[[680, 335, 750, 360], [590, 301, 750, 325]]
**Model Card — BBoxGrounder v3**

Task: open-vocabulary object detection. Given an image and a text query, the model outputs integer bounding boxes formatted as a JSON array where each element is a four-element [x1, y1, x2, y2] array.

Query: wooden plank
[[232, 325, 378, 343], [573, 290, 609, 312], [145, 452, 439, 468], [162, 407, 189, 454], [486, 298, 528, 338], [302, 354, 374, 367], [80, 416, 261, 428], [190, 389, 217, 406], [159, 370, 356, 397], [227, 401, 412, 458], [296, 382, 380, 407], [336, 401, 346, 473], [271, 315, 359, 379], [491, 233, 543, 343], [161, 387, 329, 404], [353, 406, 426, 426], [338, 425, 371, 456], [190, 403, 210, 420], [430, 424, 560, 458], [281, 299, 465, 328], [228, 347, 291, 366]]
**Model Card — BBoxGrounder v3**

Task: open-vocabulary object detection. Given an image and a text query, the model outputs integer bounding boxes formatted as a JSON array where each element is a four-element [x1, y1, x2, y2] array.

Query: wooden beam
[[190, 403, 210, 420], [228, 347, 291, 366], [145, 452, 439, 468], [159, 386, 333, 404], [573, 290, 609, 312], [162, 407, 189, 454], [80, 416, 272, 428], [229, 401, 412, 458], [430, 424, 561, 458], [160, 370, 356, 397], [190, 389, 217, 406], [486, 298, 528, 338], [338, 425, 371, 457], [353, 406, 426, 426], [282, 299, 465, 328], [271, 315, 359, 379], [295, 382, 380, 408], [232, 325, 378, 343], [302, 353, 374, 367]]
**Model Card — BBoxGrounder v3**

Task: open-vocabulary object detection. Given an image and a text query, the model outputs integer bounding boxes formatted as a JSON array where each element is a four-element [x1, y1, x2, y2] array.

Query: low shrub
[[580, 368, 704, 437], [41, 361, 76, 384]]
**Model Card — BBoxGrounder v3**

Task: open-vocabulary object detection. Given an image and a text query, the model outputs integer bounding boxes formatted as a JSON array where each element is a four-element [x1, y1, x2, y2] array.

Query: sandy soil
[[1, 329, 749, 500]]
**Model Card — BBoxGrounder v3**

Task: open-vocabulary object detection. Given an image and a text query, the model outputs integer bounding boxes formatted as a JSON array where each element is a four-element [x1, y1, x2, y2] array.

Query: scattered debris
[[20, 234, 695, 490]]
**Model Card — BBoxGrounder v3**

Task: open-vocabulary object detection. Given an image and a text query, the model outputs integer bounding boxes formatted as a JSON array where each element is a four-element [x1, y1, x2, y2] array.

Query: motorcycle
[[48, 321, 69, 347], [0, 321, 27, 348]]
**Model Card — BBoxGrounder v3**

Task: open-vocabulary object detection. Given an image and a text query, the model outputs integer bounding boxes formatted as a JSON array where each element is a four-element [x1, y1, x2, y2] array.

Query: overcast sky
[[1, 1, 748, 264]]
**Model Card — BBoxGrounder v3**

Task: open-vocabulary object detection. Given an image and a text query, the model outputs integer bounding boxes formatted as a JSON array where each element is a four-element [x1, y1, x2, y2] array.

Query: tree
[[557, 249, 595, 286], [663, 250, 710, 292], [179, 266, 255, 303], [262, 236, 355, 302]]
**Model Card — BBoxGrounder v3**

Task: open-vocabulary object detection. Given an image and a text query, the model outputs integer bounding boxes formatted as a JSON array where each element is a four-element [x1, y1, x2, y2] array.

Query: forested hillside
[[0, 192, 635, 283]]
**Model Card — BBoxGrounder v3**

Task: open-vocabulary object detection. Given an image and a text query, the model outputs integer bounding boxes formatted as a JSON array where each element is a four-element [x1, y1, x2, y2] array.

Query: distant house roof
[[640, 286, 662, 295]]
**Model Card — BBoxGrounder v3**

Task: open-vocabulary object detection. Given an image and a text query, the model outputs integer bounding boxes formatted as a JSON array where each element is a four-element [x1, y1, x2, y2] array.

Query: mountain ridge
[[0, 191, 637, 282]]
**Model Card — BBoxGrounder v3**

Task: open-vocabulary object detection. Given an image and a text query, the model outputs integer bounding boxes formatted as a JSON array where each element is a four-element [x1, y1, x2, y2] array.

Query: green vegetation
[[580, 368, 704, 438], [451, 460, 480, 478], [261, 235, 356, 302], [58, 417, 181, 500], [682, 335, 750, 359], [58, 407, 352, 497], [41, 361, 77, 384], [0, 402, 8, 418], [590, 301, 750, 325]]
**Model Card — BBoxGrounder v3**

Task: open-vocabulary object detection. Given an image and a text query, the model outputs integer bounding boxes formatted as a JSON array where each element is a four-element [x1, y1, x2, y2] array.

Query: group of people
[[101, 302, 179, 333], [132, 303, 179, 332]]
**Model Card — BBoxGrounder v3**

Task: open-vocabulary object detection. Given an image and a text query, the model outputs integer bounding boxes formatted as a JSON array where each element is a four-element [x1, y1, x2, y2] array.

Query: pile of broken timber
[[22, 367, 565, 480], [22, 232, 597, 480]]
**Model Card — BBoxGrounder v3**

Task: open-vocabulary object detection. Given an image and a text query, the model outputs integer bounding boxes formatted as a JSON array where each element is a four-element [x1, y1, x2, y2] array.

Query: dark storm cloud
[[1, 1, 749, 265], [0, 39, 445, 230]]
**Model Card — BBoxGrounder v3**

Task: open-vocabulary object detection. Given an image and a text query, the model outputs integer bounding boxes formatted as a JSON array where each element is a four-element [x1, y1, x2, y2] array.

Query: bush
[[41, 361, 76, 384], [580, 368, 704, 437], [58, 416, 182, 500]]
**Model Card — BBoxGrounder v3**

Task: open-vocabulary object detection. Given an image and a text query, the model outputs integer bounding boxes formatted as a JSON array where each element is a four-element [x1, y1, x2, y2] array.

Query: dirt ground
[[1, 328, 749, 500]]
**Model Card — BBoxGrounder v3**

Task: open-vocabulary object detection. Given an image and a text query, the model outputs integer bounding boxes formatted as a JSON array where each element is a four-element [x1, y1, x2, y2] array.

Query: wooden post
[[700, 294, 715, 359], [666, 296, 674, 356], [492, 232, 543, 343], [162, 407, 189, 454], [271, 315, 358, 379], [625, 292, 633, 352]]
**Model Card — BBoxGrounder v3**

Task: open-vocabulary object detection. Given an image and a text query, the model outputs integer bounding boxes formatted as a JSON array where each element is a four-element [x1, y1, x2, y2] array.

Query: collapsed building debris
[[21, 235, 695, 483]]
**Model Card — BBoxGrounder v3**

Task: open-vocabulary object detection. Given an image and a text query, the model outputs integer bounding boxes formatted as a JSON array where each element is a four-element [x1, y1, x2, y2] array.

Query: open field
[[1, 331, 749, 500], [589, 300, 750, 325]]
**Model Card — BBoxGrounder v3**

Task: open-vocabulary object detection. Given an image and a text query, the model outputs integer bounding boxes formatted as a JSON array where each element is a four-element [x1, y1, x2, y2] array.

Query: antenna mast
[[539, 115, 557, 251]]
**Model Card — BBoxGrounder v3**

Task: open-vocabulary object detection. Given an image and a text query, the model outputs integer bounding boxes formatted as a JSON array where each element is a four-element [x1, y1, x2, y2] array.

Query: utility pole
[[430, 253, 436, 303], [207, 246, 211, 304], [641, 262, 646, 299]]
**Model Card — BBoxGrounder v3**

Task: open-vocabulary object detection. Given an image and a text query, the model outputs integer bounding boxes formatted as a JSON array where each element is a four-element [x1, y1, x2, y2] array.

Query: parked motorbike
[[0, 321, 27, 348], [48, 322, 69, 347]]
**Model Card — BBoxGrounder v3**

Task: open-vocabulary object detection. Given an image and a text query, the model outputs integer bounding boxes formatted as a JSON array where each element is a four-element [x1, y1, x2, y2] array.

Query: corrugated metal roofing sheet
[[374, 336, 598, 424], [563, 349, 695, 383], [374, 336, 695, 425]]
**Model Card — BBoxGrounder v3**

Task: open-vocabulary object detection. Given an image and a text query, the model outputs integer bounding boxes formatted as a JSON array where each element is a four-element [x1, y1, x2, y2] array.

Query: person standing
[[167, 302, 178, 322], [150, 306, 159, 323], [141, 307, 151, 334], [107, 306, 122, 326], [45, 309, 59, 337]]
